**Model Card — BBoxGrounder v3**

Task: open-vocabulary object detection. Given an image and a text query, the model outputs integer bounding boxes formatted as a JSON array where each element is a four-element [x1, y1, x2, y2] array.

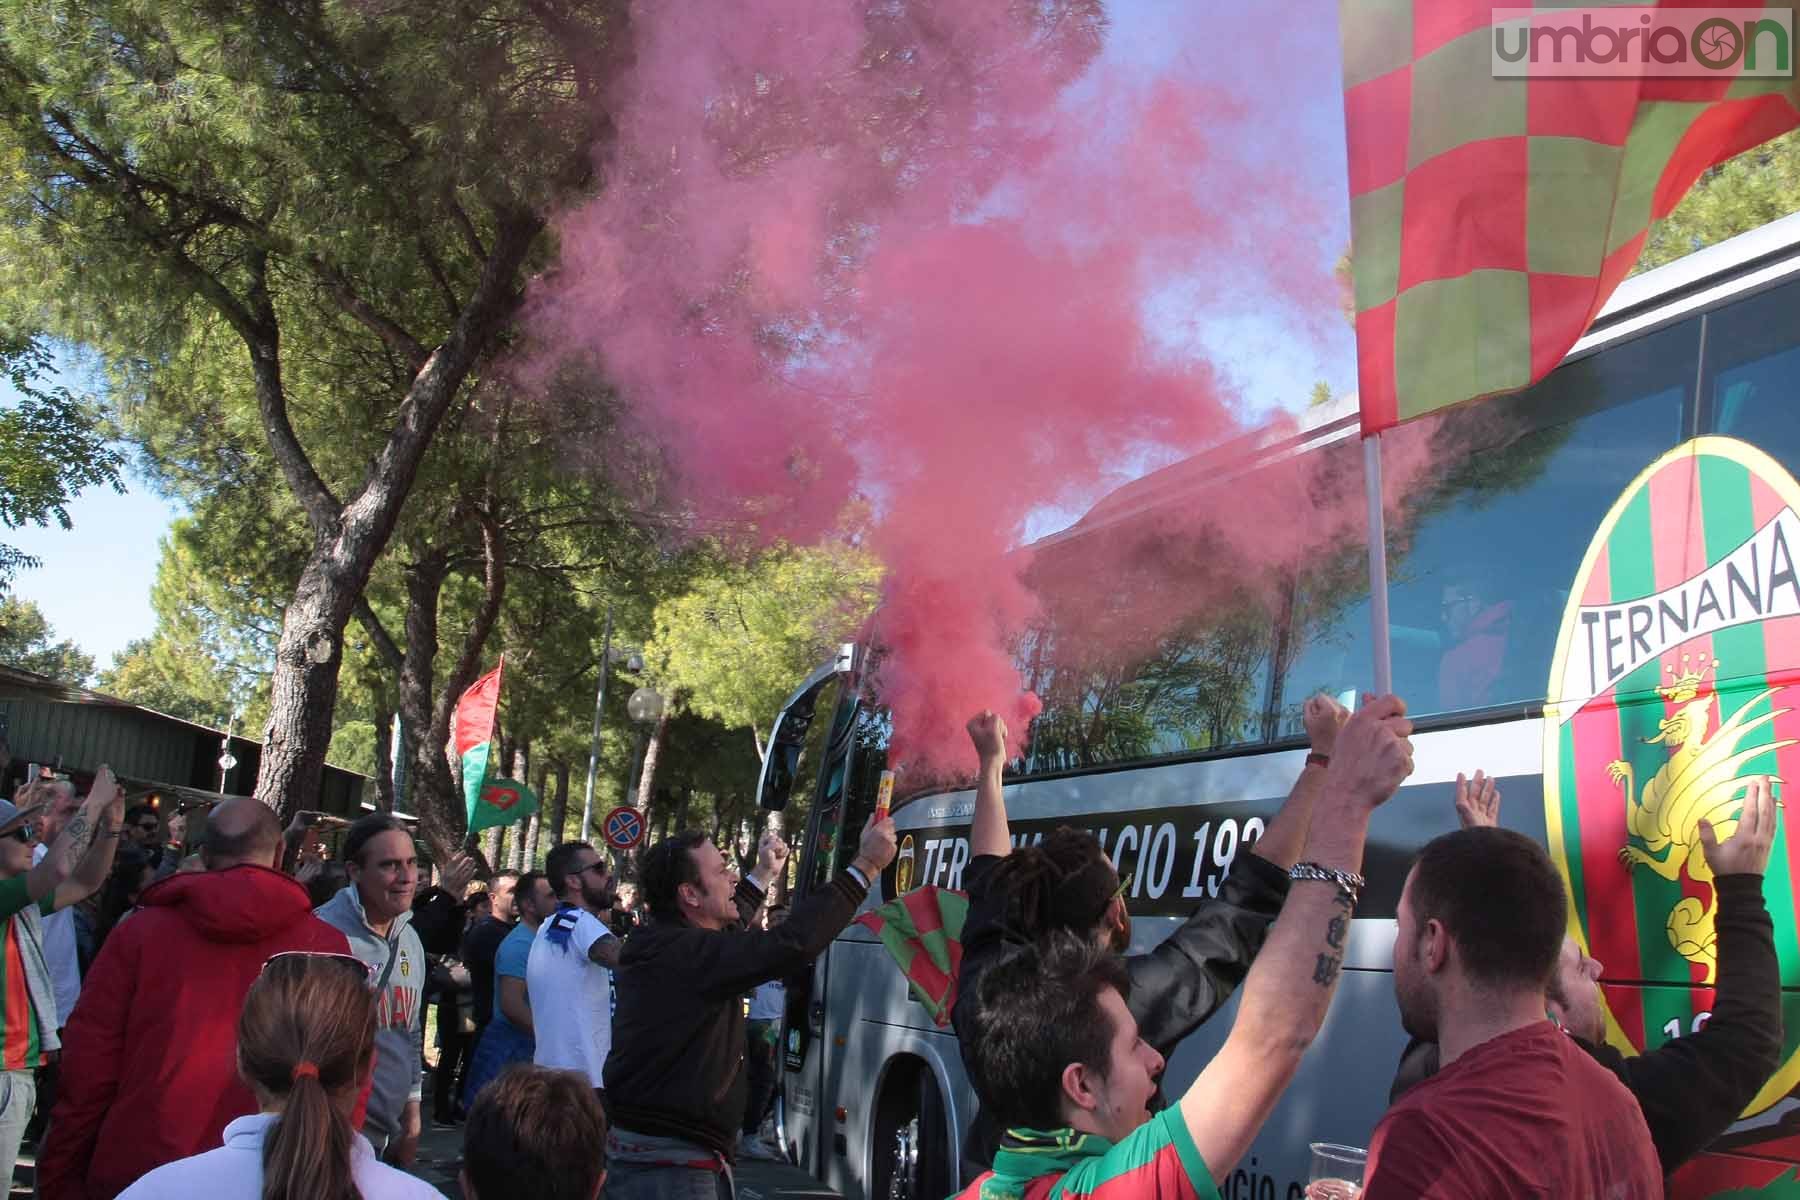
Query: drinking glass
[[1305, 1142, 1367, 1200]]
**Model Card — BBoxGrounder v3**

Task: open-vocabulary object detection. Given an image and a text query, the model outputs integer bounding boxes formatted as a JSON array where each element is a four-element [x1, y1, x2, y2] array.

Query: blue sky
[[6, 0, 1353, 672]]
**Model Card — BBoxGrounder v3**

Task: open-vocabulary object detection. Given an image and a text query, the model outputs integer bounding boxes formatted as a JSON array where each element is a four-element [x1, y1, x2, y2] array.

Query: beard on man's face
[[581, 874, 617, 911], [1395, 975, 1439, 1043]]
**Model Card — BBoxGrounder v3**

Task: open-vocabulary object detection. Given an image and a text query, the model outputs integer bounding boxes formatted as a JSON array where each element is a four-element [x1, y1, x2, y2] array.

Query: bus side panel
[[816, 935, 969, 1200], [1611, 980, 1800, 1198]]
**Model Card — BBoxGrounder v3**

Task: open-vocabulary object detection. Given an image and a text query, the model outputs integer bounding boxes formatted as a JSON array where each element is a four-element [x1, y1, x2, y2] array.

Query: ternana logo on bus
[[1544, 437, 1800, 1122], [1491, 8, 1793, 77]]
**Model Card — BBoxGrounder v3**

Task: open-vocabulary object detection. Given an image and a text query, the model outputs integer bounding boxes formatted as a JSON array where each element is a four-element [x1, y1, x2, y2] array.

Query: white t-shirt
[[118, 1113, 446, 1199], [527, 906, 615, 1086], [749, 979, 784, 1021], [31, 844, 78, 1026]]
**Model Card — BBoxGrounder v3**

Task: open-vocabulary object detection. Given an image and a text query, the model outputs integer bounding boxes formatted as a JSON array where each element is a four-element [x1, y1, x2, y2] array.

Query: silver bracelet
[[1289, 861, 1364, 904]]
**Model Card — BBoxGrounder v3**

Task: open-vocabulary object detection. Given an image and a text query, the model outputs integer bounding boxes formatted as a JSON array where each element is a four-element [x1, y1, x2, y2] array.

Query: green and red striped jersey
[[953, 1110, 1221, 1200], [0, 875, 56, 1071]]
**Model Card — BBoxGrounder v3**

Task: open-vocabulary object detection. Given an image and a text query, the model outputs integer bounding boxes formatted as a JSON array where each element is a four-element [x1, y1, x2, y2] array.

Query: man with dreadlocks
[[951, 695, 1349, 1178]]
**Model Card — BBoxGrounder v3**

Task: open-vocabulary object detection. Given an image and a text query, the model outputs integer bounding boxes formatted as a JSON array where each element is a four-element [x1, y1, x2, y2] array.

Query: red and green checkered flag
[[853, 887, 969, 1026], [1342, 3, 1800, 434]]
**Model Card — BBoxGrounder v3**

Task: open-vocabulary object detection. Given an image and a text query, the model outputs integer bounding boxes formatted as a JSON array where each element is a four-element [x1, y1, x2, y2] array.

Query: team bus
[[754, 211, 1800, 1200]]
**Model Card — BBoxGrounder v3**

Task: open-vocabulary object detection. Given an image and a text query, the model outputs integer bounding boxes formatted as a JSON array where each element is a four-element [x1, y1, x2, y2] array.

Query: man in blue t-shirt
[[461, 871, 557, 1106]]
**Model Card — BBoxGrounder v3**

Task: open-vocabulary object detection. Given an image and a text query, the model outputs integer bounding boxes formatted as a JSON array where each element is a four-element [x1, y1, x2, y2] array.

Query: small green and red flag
[[1341, 2, 1800, 434], [853, 886, 969, 1026], [453, 660, 539, 835]]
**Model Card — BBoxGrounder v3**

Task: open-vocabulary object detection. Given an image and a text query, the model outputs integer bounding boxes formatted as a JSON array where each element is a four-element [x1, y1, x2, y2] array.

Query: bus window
[[1703, 276, 1800, 463], [1019, 594, 1276, 774], [1277, 317, 1699, 729]]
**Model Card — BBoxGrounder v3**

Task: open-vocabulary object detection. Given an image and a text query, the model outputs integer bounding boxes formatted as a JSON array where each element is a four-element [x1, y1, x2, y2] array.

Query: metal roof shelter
[[0, 664, 372, 816]]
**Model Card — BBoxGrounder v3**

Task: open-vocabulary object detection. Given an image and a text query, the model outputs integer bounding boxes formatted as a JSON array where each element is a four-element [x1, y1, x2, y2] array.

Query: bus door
[[758, 648, 862, 1173]]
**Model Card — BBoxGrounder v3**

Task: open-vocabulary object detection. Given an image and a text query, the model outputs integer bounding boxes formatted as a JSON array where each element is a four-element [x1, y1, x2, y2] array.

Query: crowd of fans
[[0, 686, 1782, 1200]]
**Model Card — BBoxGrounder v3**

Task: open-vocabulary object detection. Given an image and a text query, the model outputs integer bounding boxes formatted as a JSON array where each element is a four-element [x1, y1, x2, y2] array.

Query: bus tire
[[871, 1059, 951, 1200]]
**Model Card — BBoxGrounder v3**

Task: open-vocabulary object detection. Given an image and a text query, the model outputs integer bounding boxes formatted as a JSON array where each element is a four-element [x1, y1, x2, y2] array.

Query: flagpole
[[581, 604, 614, 840], [1363, 432, 1394, 695]]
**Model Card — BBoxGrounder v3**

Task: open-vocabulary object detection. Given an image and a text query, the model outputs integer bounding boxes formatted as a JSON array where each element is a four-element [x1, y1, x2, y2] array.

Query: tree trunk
[[256, 564, 355, 819], [482, 825, 502, 865], [249, 213, 544, 819], [675, 786, 691, 836], [635, 711, 668, 813], [372, 707, 396, 812], [548, 759, 570, 849]]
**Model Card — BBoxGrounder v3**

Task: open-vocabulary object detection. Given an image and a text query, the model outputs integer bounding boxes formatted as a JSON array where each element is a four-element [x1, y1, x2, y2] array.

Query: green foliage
[[94, 517, 277, 728], [1640, 130, 1800, 271], [0, 335, 123, 584], [0, 595, 95, 683], [645, 544, 882, 744]]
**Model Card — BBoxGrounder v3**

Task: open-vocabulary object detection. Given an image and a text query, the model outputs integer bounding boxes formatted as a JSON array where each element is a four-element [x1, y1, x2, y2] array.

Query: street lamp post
[[217, 710, 240, 795], [579, 605, 615, 840]]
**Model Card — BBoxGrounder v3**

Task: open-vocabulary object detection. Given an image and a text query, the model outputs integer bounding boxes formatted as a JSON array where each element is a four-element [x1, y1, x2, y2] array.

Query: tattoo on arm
[[60, 813, 92, 868], [1312, 894, 1356, 988]]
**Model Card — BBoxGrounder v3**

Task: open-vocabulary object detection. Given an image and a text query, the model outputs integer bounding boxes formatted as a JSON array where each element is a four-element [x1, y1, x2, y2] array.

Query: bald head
[[201, 798, 283, 870]]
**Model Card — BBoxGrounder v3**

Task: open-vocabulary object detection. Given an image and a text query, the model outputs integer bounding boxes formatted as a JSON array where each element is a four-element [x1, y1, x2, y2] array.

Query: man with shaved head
[[38, 798, 352, 1200]]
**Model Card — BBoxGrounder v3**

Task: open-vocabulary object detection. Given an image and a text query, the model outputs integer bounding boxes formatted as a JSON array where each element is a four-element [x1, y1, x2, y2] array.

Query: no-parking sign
[[602, 805, 646, 851]]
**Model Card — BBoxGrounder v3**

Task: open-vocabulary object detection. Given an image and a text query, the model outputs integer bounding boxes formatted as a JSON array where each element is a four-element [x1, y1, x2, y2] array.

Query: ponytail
[[262, 1063, 360, 1200], [238, 955, 376, 1200]]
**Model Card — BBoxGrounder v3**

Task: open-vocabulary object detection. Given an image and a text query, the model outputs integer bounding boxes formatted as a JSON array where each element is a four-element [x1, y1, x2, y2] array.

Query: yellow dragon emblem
[[1609, 659, 1792, 983]]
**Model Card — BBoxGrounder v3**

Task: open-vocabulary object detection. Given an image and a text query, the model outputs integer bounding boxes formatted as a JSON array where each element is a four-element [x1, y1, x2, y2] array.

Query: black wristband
[[1305, 752, 1331, 769]]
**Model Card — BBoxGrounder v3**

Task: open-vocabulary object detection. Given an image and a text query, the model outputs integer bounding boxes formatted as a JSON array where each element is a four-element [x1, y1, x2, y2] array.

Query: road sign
[[602, 805, 645, 851]]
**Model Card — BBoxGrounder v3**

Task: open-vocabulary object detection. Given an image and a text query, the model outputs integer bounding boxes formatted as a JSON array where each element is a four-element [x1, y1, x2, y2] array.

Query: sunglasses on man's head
[[261, 951, 379, 988]]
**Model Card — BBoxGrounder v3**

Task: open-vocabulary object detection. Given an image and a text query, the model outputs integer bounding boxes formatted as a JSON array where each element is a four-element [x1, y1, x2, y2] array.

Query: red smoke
[[531, 1, 1395, 776]]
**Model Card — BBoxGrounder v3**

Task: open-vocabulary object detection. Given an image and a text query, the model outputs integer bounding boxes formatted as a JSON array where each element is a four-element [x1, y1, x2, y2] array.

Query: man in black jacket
[[1389, 772, 1783, 1175], [605, 816, 897, 1200], [952, 695, 1349, 1176]]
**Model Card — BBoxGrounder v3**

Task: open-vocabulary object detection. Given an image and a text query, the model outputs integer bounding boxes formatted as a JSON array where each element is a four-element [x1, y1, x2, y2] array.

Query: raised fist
[[1326, 695, 1414, 809], [1304, 694, 1350, 757], [757, 830, 791, 879], [854, 812, 898, 874], [966, 711, 1008, 763]]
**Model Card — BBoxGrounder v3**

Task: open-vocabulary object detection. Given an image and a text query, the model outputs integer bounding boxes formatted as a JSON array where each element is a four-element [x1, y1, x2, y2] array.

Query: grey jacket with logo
[[315, 884, 425, 1141]]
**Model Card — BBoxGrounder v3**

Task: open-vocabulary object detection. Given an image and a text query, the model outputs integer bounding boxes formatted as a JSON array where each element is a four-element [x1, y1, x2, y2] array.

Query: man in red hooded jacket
[[37, 796, 350, 1200]]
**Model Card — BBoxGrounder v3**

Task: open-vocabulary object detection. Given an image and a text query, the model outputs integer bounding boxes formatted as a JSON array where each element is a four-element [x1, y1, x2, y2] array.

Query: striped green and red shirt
[[0, 876, 56, 1072], [954, 1110, 1221, 1200]]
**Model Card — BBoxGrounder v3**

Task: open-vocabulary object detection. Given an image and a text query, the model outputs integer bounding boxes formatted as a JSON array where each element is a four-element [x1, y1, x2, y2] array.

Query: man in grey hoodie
[[314, 813, 428, 1166]]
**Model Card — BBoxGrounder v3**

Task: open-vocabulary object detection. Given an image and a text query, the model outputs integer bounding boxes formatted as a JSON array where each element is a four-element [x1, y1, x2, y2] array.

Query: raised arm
[[968, 712, 1010, 860], [31, 767, 124, 908], [1614, 775, 1784, 1172], [1251, 695, 1349, 869], [699, 814, 896, 998], [1179, 696, 1414, 1180]]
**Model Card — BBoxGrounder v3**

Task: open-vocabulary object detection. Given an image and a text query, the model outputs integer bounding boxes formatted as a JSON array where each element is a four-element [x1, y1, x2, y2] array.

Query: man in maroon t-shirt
[[1365, 827, 1660, 1199]]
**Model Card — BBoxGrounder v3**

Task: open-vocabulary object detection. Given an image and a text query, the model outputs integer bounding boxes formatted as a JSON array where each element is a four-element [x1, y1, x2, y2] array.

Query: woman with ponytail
[[118, 953, 447, 1199]]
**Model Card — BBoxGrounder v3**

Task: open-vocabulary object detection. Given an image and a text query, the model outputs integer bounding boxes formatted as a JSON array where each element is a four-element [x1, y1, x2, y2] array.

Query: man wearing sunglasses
[[0, 767, 126, 1195], [528, 843, 621, 1108], [37, 795, 351, 1200]]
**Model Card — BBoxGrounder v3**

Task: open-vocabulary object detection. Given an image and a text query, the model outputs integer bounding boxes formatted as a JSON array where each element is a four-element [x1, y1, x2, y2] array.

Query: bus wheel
[[871, 1060, 950, 1200]]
